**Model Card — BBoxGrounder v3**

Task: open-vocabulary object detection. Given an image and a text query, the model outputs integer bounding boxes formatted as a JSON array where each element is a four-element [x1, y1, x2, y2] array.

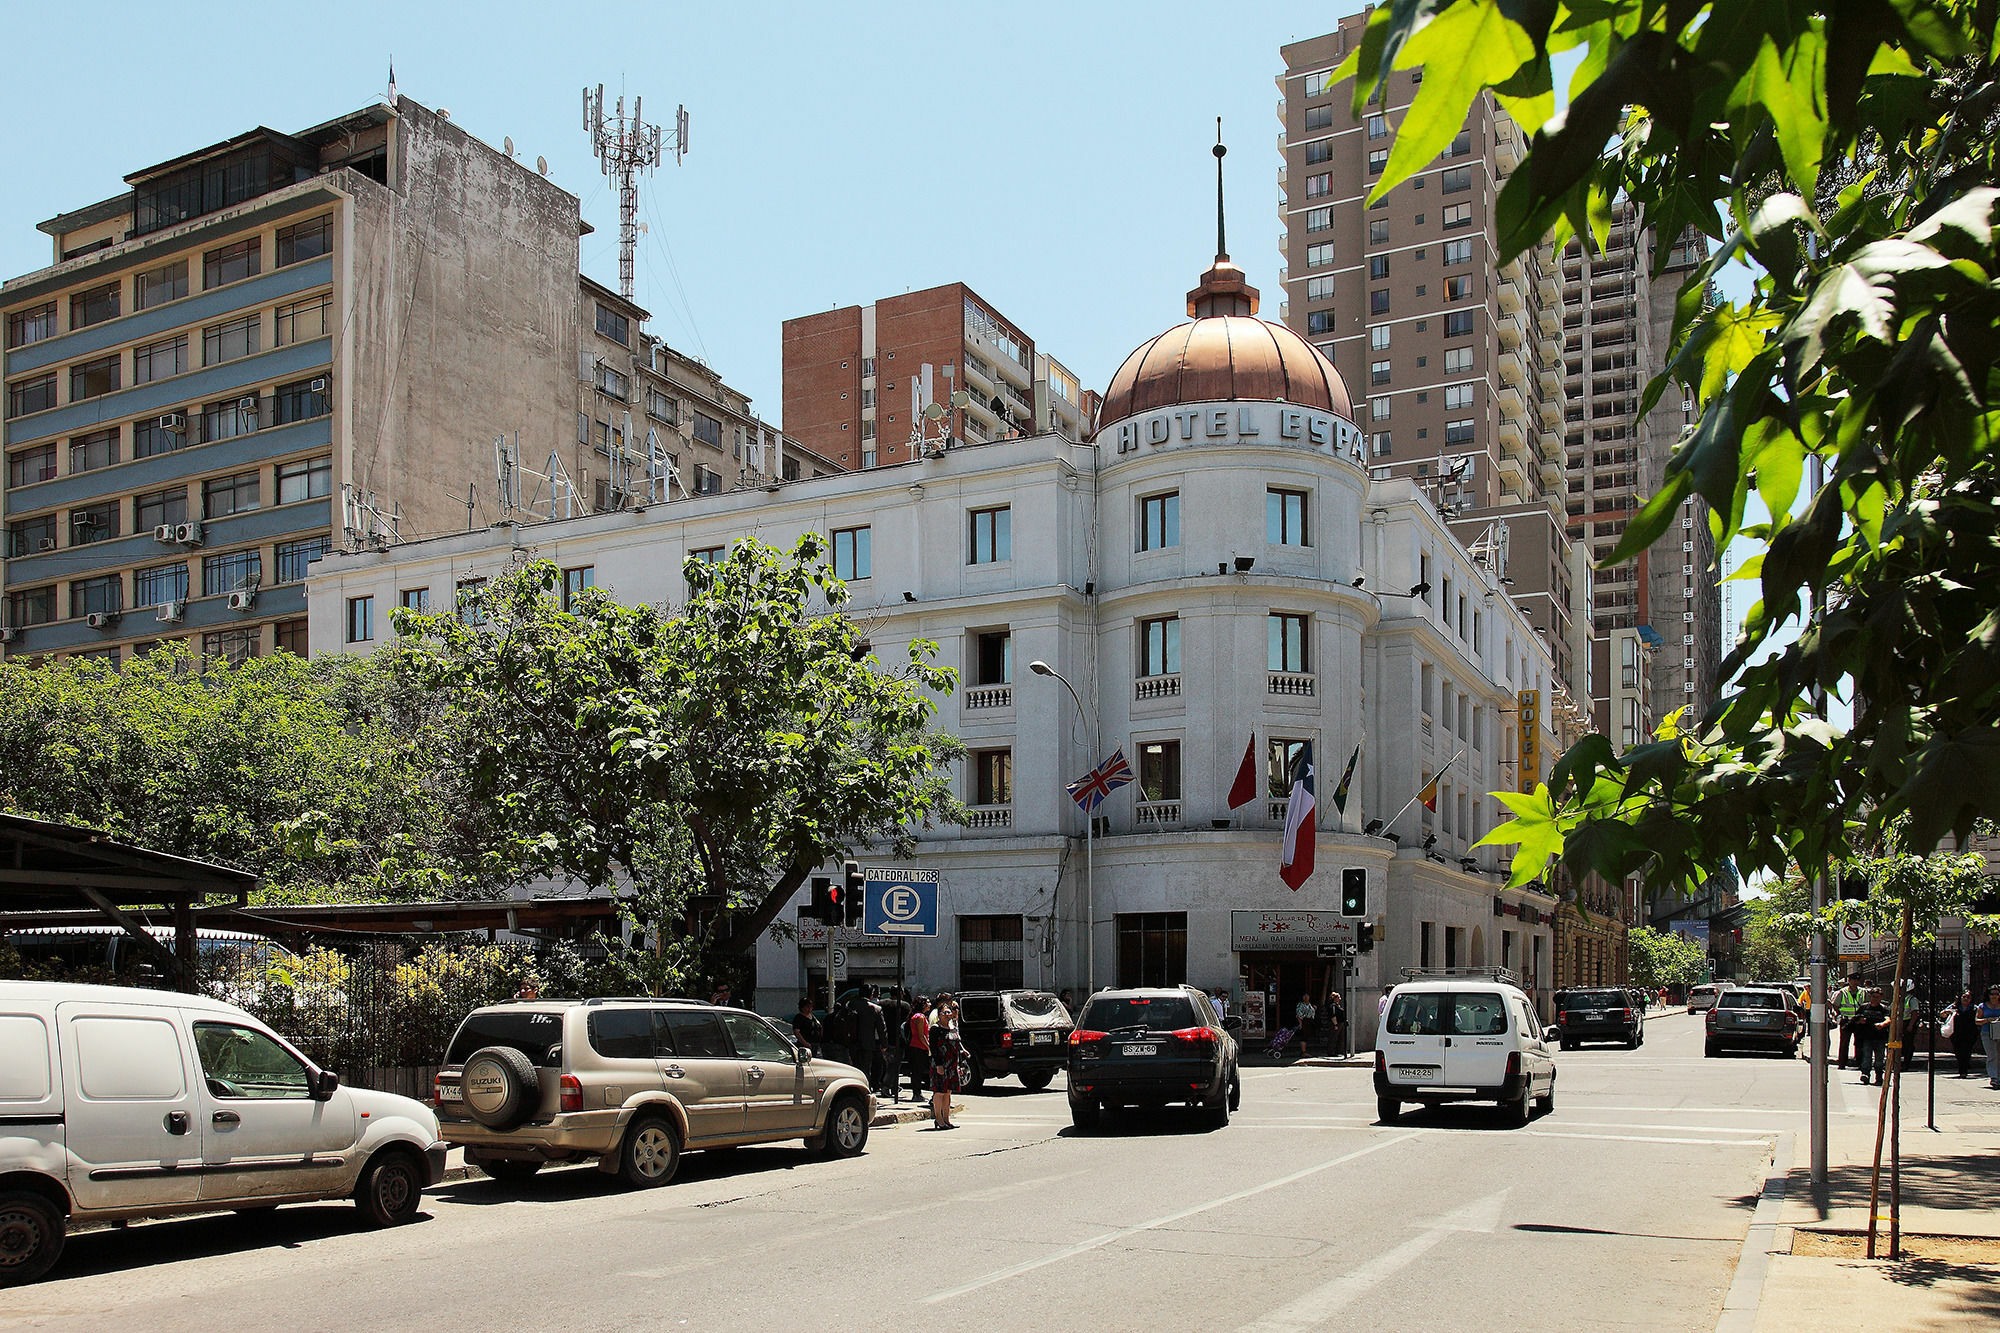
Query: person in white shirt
[[1377, 986, 1393, 1018]]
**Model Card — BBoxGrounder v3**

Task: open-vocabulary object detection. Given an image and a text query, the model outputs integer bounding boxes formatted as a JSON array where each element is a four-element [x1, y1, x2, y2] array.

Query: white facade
[[309, 403, 1567, 1041]]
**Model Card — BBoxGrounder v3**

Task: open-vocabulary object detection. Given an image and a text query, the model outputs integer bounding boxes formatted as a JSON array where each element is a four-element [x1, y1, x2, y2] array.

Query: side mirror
[[311, 1069, 339, 1100], [1222, 1016, 1244, 1033], [795, 1043, 809, 1066]]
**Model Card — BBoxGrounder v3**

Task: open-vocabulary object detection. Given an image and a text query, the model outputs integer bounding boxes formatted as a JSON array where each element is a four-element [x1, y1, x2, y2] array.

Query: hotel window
[[972, 748, 1013, 806], [1444, 384, 1474, 410], [202, 397, 258, 442], [6, 302, 57, 348], [133, 334, 187, 384], [1116, 912, 1188, 989], [1445, 311, 1474, 337], [1304, 172, 1332, 198], [1371, 431, 1392, 456], [1369, 255, 1391, 280], [8, 443, 56, 487], [1304, 139, 1333, 163], [274, 377, 330, 425], [1304, 104, 1333, 131], [275, 293, 330, 345], [968, 506, 1011, 564], [1138, 491, 1179, 551], [203, 238, 261, 289], [133, 562, 188, 609], [274, 618, 309, 655], [1366, 114, 1388, 139], [974, 629, 1012, 685], [1370, 325, 1392, 351], [7, 372, 56, 418], [1139, 740, 1182, 802], [1443, 203, 1472, 229], [70, 354, 120, 401], [400, 587, 430, 613], [1443, 239, 1473, 265], [69, 500, 119, 545], [203, 313, 260, 365], [595, 303, 630, 345], [1370, 360, 1392, 385], [1306, 242, 1335, 269], [1139, 616, 1181, 677], [861, 356, 877, 377], [1446, 275, 1473, 301], [276, 215, 332, 266], [958, 915, 1026, 991], [1370, 289, 1390, 314], [1443, 129, 1472, 159], [6, 585, 56, 626], [1306, 310, 1336, 335], [71, 282, 120, 329], [831, 525, 872, 581], [5, 514, 55, 558], [203, 470, 261, 518], [69, 429, 118, 474], [132, 417, 185, 459], [1444, 346, 1473, 374], [1266, 487, 1309, 546], [134, 261, 188, 310], [276, 456, 332, 505], [1369, 396, 1391, 421], [1442, 167, 1471, 193], [202, 549, 261, 597], [134, 487, 187, 530], [1369, 218, 1390, 244], [1305, 275, 1336, 302], [202, 629, 259, 665], [1306, 206, 1332, 233], [1269, 741, 1303, 798], [1302, 70, 1335, 97], [1267, 613, 1310, 673], [547, 565, 593, 612], [71, 575, 122, 618], [1367, 149, 1387, 175], [274, 535, 331, 583], [1445, 418, 1476, 446], [346, 596, 374, 643]]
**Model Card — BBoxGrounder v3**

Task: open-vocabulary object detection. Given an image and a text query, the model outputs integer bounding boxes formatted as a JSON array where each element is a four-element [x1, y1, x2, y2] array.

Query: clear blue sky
[[0, 0, 1354, 423]]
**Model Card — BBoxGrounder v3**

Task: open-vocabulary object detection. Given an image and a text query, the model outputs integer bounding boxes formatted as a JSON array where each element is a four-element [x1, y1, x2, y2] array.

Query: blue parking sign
[[863, 868, 939, 937]]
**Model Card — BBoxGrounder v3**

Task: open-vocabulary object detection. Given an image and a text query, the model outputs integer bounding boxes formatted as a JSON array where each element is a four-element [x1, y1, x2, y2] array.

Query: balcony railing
[[1268, 671, 1316, 697], [1135, 674, 1182, 701], [1267, 799, 1290, 823], [963, 684, 1012, 710], [965, 805, 1013, 830], [1136, 801, 1183, 828]]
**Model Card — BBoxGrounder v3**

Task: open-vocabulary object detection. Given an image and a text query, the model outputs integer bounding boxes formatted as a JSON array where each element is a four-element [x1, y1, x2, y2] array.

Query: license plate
[[1587, 1012, 1604, 1020], [1032, 1032, 1055, 1044], [1122, 1044, 1158, 1056], [1740, 1015, 1769, 1025], [1397, 1065, 1442, 1080], [439, 1084, 463, 1102]]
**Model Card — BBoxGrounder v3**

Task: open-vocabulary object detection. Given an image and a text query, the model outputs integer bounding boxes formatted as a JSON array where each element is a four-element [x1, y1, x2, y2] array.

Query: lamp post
[[1031, 658, 1098, 995]]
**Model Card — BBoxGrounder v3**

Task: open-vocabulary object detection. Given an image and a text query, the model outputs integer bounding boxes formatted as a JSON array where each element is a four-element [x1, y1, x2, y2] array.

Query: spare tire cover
[[461, 1045, 541, 1130]]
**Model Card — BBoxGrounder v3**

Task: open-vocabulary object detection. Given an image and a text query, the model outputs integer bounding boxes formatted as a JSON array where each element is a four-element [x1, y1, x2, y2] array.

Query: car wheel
[[822, 1092, 871, 1158], [356, 1149, 423, 1227], [1203, 1088, 1230, 1129], [1227, 1068, 1242, 1112], [963, 1061, 986, 1093], [1626, 1033, 1640, 1049], [0, 1191, 65, 1287], [1534, 1084, 1555, 1116], [1560, 1038, 1576, 1051], [1704, 1040, 1721, 1058], [1069, 1096, 1101, 1131], [480, 1159, 543, 1183], [1019, 1069, 1055, 1092], [1376, 1096, 1401, 1124], [1505, 1085, 1532, 1128], [617, 1114, 682, 1188]]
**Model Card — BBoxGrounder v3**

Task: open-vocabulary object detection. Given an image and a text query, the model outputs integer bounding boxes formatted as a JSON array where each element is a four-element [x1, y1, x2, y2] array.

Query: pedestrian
[[1059, 988, 1076, 1013], [1211, 988, 1230, 1021], [877, 987, 908, 1101], [928, 993, 963, 1129], [1977, 985, 2000, 1090], [1293, 995, 1317, 1057], [1947, 989, 1979, 1079], [710, 983, 733, 1008], [513, 981, 539, 1001], [1854, 987, 1891, 1085], [857, 986, 888, 1091], [1833, 975, 1866, 1068], [1325, 991, 1346, 1057], [824, 988, 858, 1068], [1378, 985, 1393, 1019], [907, 992, 931, 1100], [790, 995, 823, 1058]]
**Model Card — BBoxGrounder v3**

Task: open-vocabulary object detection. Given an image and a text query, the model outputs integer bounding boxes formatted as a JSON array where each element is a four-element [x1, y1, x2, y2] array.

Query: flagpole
[[1031, 660, 1097, 994], [1381, 747, 1465, 841]]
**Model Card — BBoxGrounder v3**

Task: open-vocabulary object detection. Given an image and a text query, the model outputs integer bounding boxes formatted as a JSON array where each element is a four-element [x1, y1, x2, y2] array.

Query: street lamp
[[1030, 659, 1098, 995]]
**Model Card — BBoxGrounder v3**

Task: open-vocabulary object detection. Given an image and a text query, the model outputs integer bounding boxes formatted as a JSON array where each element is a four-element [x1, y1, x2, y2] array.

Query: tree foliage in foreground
[[1335, 2, 2000, 890], [386, 537, 963, 959]]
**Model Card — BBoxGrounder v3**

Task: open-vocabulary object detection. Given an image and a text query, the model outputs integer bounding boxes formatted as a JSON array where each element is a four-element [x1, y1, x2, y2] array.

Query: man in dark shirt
[[876, 988, 909, 1100], [790, 995, 823, 1058], [1854, 989, 1892, 1085]]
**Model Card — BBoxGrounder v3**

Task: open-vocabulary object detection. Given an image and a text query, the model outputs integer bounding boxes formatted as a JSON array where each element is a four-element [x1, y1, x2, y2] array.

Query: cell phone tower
[[583, 84, 687, 300]]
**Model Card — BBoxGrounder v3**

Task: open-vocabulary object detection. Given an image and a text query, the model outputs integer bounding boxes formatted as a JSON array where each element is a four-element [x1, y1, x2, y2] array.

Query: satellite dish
[[949, 390, 970, 409], [924, 403, 946, 421], [536, 156, 549, 176], [504, 135, 515, 157]]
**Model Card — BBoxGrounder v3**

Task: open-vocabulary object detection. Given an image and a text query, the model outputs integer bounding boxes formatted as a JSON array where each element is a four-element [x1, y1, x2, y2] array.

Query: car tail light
[[1375, 1050, 1387, 1076], [1001, 1031, 1014, 1049], [1621, 1009, 1634, 1020], [559, 1074, 583, 1113], [1559, 1011, 1572, 1024], [1070, 1030, 1106, 1047], [1173, 1027, 1217, 1046], [1705, 1012, 1717, 1031], [432, 1073, 448, 1106], [1505, 1051, 1522, 1081]]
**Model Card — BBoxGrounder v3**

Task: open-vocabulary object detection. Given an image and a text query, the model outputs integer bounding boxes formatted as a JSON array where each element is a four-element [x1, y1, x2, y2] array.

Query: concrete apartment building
[[781, 282, 1092, 472]]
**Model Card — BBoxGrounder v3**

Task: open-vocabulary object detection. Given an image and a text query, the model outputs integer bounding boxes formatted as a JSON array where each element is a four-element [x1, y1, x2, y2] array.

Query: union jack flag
[[1067, 749, 1135, 813]]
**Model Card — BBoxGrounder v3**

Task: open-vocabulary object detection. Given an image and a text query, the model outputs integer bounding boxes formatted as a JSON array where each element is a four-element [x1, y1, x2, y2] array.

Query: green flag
[[1332, 742, 1361, 815]]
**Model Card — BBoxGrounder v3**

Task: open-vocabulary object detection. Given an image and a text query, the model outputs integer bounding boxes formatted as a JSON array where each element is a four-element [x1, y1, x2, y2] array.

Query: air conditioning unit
[[176, 522, 203, 546], [35, 537, 58, 552], [158, 413, 185, 432], [86, 611, 120, 630], [227, 590, 256, 612], [0, 627, 16, 643], [309, 377, 328, 393], [237, 397, 258, 411], [153, 523, 179, 542], [156, 600, 185, 624]]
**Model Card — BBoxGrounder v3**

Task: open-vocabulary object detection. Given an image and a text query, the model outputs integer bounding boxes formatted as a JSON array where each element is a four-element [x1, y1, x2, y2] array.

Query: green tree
[[1333, 2, 2000, 891], [1627, 926, 1709, 992], [385, 537, 963, 962], [1739, 898, 1806, 981]]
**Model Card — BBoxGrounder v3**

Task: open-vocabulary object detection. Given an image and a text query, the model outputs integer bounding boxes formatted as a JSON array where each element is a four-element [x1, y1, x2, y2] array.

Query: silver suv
[[433, 999, 874, 1188]]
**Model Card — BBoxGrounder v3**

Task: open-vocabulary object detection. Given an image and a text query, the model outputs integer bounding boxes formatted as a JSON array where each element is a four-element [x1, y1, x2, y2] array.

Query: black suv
[[1066, 985, 1240, 1131], [1553, 987, 1644, 1049], [956, 990, 1073, 1090]]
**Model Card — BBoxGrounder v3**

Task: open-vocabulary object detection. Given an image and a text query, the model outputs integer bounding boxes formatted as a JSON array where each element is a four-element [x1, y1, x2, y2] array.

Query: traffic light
[[1340, 868, 1367, 917], [1838, 871, 1870, 902], [1357, 921, 1375, 953], [809, 876, 837, 926], [842, 860, 864, 927]]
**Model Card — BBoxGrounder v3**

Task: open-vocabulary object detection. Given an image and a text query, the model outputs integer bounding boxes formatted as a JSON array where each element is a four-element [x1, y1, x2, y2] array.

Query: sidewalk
[[1739, 1060, 2000, 1332]]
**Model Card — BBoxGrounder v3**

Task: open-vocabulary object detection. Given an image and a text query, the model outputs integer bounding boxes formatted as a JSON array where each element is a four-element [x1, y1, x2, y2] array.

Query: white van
[[1688, 983, 1730, 1013], [1373, 970, 1557, 1126], [0, 981, 445, 1286]]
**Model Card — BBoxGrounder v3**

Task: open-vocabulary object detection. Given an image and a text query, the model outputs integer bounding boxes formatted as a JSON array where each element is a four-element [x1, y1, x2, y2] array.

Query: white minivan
[[0, 981, 446, 1286], [1373, 971, 1557, 1126]]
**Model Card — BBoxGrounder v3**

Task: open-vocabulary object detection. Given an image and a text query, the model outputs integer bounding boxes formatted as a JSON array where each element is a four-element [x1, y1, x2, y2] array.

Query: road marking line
[[1527, 1130, 1776, 1146], [922, 1131, 1421, 1303], [1234, 1191, 1510, 1332]]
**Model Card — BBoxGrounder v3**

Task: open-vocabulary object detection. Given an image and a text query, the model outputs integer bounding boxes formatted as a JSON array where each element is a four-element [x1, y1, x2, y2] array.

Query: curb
[[873, 1103, 958, 1127], [1715, 1130, 1793, 1333]]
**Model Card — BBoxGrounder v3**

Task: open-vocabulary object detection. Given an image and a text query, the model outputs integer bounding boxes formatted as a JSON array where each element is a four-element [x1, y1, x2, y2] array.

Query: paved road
[[7, 1013, 1862, 1331]]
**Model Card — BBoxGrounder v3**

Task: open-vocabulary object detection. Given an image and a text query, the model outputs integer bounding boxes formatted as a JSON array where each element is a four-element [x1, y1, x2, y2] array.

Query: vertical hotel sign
[[1517, 690, 1541, 793]]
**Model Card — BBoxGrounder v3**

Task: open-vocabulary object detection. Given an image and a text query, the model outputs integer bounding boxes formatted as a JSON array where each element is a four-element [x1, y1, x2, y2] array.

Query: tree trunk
[[711, 856, 815, 955], [1867, 898, 1915, 1259]]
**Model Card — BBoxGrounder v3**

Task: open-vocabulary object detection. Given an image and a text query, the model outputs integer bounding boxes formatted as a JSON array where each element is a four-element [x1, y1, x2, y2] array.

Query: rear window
[[1560, 991, 1628, 1008], [1080, 996, 1196, 1031], [959, 996, 1003, 1024], [1003, 992, 1069, 1024], [1720, 991, 1786, 1010], [445, 1009, 566, 1066], [1386, 991, 1510, 1036]]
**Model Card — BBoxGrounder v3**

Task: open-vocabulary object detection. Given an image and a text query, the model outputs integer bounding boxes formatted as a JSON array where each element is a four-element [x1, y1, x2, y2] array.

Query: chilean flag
[[1279, 741, 1316, 890]]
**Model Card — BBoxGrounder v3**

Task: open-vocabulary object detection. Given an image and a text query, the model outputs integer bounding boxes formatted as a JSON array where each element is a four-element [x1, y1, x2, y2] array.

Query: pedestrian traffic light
[[1357, 921, 1375, 954], [1838, 871, 1869, 902], [1340, 868, 1366, 917], [810, 876, 837, 926], [842, 860, 864, 927]]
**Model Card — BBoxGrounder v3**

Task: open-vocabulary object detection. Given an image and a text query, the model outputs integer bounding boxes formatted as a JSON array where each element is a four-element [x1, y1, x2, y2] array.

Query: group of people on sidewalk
[[1829, 976, 2000, 1089], [789, 986, 969, 1130]]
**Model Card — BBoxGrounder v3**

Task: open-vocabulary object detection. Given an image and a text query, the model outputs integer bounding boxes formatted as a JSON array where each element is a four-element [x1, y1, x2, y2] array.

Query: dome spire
[[1188, 120, 1259, 318]]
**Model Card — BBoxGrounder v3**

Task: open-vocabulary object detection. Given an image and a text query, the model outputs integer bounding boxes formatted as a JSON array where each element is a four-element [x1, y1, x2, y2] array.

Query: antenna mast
[[582, 84, 688, 300]]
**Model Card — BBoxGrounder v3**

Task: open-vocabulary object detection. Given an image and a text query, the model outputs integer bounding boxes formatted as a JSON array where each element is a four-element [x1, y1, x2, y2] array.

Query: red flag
[[1226, 733, 1258, 809]]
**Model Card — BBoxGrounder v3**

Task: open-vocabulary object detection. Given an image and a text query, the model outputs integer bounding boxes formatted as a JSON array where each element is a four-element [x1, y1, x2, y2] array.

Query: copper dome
[[1096, 261, 1353, 434]]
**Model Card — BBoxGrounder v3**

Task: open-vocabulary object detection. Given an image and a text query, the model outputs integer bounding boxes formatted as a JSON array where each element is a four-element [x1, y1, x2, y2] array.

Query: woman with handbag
[[928, 994, 963, 1129]]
